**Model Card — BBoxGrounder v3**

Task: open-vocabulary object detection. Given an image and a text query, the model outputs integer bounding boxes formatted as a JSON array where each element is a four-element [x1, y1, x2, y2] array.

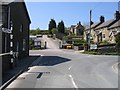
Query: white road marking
[[112, 63, 118, 74], [69, 66, 71, 70], [29, 54, 41, 56], [69, 75, 78, 89]]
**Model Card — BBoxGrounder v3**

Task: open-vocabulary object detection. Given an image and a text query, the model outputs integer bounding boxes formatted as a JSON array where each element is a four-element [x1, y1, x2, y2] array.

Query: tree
[[36, 28, 41, 34], [51, 28, 58, 34], [48, 19, 56, 34], [30, 28, 41, 35], [58, 20, 65, 34]]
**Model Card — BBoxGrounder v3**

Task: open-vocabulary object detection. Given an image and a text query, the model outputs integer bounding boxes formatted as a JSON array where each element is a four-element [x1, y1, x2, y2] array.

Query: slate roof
[[71, 25, 76, 28], [108, 19, 120, 29], [85, 22, 100, 30], [95, 19, 115, 30], [91, 22, 100, 28], [75, 23, 84, 28], [85, 25, 90, 30]]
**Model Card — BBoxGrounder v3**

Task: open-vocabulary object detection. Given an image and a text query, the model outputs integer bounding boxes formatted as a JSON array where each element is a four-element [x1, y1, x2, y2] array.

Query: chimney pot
[[100, 16, 105, 23], [115, 11, 120, 20]]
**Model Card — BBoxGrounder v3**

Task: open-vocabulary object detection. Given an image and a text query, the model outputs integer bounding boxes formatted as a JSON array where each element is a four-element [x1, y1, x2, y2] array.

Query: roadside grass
[[82, 51, 120, 56]]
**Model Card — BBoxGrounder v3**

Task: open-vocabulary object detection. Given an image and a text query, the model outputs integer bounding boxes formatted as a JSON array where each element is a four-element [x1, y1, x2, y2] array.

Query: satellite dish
[[2, 28, 12, 33]]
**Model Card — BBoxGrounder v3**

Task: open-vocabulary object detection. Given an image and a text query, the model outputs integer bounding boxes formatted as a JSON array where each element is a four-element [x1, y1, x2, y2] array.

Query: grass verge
[[82, 51, 120, 56]]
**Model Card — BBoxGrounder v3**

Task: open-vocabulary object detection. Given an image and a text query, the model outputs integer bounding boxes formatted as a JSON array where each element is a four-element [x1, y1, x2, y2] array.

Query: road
[[7, 35, 119, 88]]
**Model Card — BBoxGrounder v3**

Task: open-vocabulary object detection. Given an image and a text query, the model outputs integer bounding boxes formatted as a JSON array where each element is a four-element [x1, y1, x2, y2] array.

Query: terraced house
[[107, 19, 120, 43], [0, 0, 31, 79], [84, 16, 105, 43], [94, 11, 120, 44], [84, 11, 120, 44]]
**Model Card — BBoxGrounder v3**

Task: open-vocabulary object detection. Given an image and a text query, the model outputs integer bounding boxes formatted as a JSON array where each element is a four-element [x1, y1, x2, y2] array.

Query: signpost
[[90, 44, 97, 50], [63, 39, 66, 44]]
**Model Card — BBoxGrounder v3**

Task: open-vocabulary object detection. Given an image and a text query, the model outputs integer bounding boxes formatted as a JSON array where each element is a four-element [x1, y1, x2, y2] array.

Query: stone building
[[0, 0, 31, 83], [70, 22, 84, 36]]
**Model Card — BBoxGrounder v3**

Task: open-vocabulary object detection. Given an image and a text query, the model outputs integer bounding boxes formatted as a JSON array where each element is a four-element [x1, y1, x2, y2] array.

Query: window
[[103, 34, 105, 38], [20, 24, 23, 32], [5, 35, 7, 52], [10, 34, 13, 39], [10, 21, 13, 39], [23, 39, 26, 51], [10, 21, 13, 31], [17, 42, 19, 52], [10, 42, 13, 47]]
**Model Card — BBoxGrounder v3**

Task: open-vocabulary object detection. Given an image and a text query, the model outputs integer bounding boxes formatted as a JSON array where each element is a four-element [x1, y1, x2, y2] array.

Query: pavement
[[2, 55, 40, 85]]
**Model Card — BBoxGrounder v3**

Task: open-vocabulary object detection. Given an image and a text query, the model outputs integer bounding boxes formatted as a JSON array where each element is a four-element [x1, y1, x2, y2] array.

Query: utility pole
[[88, 10, 92, 51]]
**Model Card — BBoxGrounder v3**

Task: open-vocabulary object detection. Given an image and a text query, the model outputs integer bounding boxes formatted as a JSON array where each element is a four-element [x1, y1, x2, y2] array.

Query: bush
[[82, 51, 119, 56], [100, 40, 109, 45]]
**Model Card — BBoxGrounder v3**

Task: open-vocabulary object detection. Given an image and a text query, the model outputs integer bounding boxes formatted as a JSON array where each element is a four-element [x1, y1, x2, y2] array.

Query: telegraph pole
[[88, 10, 92, 51]]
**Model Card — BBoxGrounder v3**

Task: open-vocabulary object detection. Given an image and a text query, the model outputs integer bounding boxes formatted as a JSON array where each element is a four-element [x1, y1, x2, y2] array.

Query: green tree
[[48, 19, 56, 34], [58, 20, 65, 34], [51, 28, 58, 34], [30, 28, 41, 35]]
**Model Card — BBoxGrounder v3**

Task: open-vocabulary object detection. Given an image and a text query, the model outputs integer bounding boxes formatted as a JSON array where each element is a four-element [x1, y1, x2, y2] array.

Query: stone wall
[[92, 44, 117, 53]]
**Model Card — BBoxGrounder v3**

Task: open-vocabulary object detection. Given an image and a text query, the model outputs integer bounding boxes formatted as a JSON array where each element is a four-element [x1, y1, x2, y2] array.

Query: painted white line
[[29, 54, 41, 56], [69, 75, 78, 89], [69, 66, 71, 70], [112, 63, 118, 74]]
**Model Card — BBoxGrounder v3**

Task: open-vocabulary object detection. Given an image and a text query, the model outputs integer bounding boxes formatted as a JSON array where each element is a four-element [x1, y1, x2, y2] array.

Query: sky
[[25, 2, 119, 30]]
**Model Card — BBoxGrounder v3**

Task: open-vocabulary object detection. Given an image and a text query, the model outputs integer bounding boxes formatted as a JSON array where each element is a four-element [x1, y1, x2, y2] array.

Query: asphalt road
[[7, 35, 119, 88]]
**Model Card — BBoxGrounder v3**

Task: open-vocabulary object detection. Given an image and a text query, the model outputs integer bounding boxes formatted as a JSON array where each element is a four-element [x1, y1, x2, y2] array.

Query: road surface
[[7, 35, 119, 88]]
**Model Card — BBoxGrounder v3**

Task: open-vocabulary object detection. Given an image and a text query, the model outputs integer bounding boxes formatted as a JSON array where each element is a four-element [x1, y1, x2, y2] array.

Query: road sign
[[90, 44, 97, 50], [63, 39, 66, 44]]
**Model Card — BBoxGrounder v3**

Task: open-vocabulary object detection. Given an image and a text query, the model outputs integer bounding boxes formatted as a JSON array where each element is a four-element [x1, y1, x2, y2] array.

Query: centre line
[[69, 75, 78, 89]]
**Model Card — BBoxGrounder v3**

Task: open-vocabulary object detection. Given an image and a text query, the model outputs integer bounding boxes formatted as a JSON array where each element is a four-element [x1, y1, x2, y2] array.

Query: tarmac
[[2, 55, 40, 86]]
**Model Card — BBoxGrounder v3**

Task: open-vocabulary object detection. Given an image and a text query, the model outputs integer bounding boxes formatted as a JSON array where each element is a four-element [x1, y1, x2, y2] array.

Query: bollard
[[59, 41, 61, 49]]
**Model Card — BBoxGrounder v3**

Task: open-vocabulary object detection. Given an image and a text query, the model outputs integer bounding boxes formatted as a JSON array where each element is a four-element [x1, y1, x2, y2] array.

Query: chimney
[[114, 11, 120, 20], [100, 16, 105, 23], [79, 21, 81, 25]]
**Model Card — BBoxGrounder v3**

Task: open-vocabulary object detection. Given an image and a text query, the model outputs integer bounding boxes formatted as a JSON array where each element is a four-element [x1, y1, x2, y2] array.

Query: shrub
[[100, 40, 109, 45]]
